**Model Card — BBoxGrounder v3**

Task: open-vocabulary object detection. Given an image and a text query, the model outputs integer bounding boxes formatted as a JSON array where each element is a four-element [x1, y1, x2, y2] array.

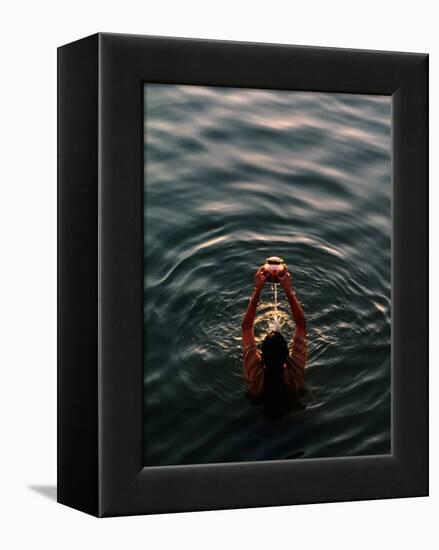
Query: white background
[[0, 1, 436, 548]]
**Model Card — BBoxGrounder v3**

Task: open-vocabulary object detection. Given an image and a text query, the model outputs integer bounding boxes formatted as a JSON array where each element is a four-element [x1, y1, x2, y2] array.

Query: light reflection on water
[[144, 84, 391, 466]]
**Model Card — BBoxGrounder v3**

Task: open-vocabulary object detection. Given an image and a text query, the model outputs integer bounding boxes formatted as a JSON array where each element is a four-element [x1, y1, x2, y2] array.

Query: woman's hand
[[277, 269, 293, 293], [254, 267, 269, 292]]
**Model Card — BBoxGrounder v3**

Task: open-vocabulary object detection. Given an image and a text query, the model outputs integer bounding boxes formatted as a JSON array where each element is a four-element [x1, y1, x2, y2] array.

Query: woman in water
[[242, 266, 307, 419]]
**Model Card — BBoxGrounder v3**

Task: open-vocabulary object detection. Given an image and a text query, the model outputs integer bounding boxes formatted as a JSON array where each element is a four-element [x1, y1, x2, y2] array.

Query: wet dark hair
[[261, 331, 290, 420]]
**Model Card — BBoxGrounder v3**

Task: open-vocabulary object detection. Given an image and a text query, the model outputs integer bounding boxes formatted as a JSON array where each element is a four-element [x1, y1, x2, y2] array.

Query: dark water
[[144, 84, 391, 466]]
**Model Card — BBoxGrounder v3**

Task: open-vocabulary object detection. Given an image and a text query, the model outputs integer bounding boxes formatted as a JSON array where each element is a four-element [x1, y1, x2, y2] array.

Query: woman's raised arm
[[242, 268, 268, 327], [277, 270, 307, 370]]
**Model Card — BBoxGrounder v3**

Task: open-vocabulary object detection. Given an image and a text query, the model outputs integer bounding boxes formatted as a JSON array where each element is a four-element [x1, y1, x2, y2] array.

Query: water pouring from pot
[[260, 256, 287, 331]]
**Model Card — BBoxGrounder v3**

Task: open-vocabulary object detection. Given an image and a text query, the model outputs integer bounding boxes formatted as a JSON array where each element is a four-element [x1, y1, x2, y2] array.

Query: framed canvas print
[[58, 33, 428, 517]]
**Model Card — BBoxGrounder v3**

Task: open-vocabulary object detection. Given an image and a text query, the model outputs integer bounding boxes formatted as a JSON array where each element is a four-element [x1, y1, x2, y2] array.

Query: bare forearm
[[242, 288, 261, 330], [285, 289, 306, 329]]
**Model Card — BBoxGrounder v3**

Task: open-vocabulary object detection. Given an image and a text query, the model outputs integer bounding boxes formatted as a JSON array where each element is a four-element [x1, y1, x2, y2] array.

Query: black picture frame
[[58, 33, 428, 517]]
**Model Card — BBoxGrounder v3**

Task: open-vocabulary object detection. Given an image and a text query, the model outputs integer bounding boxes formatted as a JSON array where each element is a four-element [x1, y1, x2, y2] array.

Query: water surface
[[144, 84, 391, 466]]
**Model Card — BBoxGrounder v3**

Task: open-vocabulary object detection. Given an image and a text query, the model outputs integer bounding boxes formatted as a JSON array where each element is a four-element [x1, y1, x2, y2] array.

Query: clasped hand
[[254, 266, 293, 292]]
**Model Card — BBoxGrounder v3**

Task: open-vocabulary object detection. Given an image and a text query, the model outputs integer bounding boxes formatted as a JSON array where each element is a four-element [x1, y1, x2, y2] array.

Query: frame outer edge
[[392, 55, 429, 496], [57, 33, 100, 517]]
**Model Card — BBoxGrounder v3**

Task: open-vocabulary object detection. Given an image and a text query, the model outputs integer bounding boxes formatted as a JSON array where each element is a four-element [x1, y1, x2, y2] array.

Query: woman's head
[[262, 331, 289, 370], [261, 331, 290, 420]]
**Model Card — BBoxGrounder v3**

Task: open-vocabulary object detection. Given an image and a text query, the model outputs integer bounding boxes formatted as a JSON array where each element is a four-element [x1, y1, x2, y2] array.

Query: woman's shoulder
[[284, 356, 305, 388], [244, 347, 264, 396]]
